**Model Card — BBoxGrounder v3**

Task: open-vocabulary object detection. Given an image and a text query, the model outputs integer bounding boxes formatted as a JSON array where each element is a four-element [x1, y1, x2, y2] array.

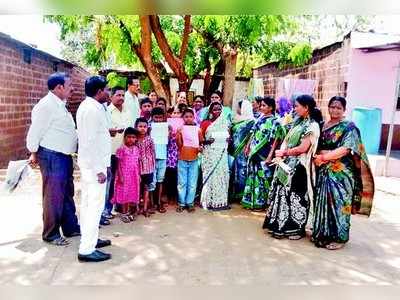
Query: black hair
[[295, 94, 323, 128], [177, 103, 188, 113], [208, 101, 223, 118], [328, 96, 347, 110], [211, 90, 223, 99], [260, 96, 276, 113], [134, 117, 148, 127], [254, 96, 263, 104], [124, 127, 139, 137], [238, 100, 243, 109], [140, 97, 152, 107], [194, 95, 205, 103], [151, 106, 165, 116], [47, 72, 69, 90], [182, 108, 194, 116], [111, 86, 125, 95], [156, 97, 167, 105], [167, 106, 175, 114], [127, 77, 139, 86], [85, 75, 107, 97]]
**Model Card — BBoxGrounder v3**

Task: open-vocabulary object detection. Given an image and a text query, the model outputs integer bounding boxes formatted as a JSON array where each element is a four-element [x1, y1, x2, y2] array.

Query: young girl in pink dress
[[113, 127, 141, 223]]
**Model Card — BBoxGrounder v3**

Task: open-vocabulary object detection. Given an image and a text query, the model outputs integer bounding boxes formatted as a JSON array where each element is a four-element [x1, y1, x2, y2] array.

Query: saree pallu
[[230, 119, 254, 202], [200, 116, 230, 210], [312, 121, 374, 247], [262, 118, 320, 237], [241, 115, 283, 210]]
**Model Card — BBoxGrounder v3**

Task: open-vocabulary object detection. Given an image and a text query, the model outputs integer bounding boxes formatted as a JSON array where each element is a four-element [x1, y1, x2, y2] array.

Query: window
[[23, 49, 32, 64]]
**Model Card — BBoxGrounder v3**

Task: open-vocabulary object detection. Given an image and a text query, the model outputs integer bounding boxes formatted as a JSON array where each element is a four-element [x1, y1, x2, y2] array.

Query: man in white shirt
[[124, 77, 145, 125], [102, 86, 131, 218], [27, 72, 80, 246], [76, 75, 112, 262]]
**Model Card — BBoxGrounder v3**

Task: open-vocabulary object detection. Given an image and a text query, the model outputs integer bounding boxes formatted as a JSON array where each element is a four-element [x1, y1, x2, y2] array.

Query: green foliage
[[106, 72, 127, 88], [287, 43, 312, 66], [140, 78, 152, 95]]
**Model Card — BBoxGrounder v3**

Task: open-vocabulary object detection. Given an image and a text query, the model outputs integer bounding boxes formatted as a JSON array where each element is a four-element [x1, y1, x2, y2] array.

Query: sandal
[[128, 214, 136, 221], [288, 235, 303, 240], [47, 237, 70, 246], [120, 214, 131, 223], [176, 206, 185, 213], [325, 243, 345, 250], [187, 206, 195, 213], [158, 206, 167, 213]]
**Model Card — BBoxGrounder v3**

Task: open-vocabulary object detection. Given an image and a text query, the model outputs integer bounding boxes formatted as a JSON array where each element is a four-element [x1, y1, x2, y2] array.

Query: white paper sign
[[151, 122, 168, 144]]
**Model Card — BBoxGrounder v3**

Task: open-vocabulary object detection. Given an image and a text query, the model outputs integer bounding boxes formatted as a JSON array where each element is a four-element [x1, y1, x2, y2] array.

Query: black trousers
[[37, 147, 80, 241]]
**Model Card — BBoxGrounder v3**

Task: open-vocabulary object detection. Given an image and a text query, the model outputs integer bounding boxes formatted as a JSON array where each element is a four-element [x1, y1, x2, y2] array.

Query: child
[[135, 117, 156, 217], [156, 97, 167, 112], [149, 107, 171, 213], [176, 108, 204, 212], [140, 97, 153, 122], [164, 105, 183, 206], [113, 127, 141, 222]]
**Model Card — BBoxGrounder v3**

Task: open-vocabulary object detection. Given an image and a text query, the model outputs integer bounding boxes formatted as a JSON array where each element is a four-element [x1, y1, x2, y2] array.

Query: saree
[[200, 115, 230, 210], [230, 119, 254, 202], [241, 115, 284, 210], [262, 117, 320, 238], [312, 120, 374, 247]]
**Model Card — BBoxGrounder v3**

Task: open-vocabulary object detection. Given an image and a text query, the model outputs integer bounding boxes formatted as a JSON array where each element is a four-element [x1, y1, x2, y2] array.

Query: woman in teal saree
[[230, 100, 255, 202], [313, 96, 374, 250], [241, 97, 284, 210]]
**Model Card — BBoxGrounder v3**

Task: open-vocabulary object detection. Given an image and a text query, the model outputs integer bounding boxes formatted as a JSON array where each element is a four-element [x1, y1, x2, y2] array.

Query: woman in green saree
[[241, 97, 284, 210], [312, 96, 374, 250], [230, 99, 255, 202], [263, 95, 322, 240]]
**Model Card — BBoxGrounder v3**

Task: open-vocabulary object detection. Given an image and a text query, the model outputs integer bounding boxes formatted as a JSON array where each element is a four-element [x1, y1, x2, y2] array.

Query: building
[[0, 32, 89, 167], [253, 31, 400, 150]]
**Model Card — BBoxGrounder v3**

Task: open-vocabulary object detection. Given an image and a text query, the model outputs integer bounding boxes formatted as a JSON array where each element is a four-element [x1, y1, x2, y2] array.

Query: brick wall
[[0, 34, 89, 168], [254, 38, 351, 118]]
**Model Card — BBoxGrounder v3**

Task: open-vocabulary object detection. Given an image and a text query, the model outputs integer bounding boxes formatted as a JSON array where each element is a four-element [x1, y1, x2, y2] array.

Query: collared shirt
[[107, 103, 132, 154], [76, 97, 111, 174], [124, 91, 145, 124], [136, 135, 155, 174], [26, 91, 77, 155]]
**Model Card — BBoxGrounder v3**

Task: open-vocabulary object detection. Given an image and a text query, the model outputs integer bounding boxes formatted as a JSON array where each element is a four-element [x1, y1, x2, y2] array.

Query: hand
[[97, 172, 107, 184], [109, 128, 118, 137], [28, 153, 38, 168], [275, 149, 286, 158], [199, 145, 204, 153], [265, 157, 273, 165], [313, 154, 326, 167]]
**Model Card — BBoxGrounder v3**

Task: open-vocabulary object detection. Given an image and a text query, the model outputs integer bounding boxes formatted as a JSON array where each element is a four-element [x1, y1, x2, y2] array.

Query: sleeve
[[340, 125, 362, 156], [26, 103, 52, 152], [79, 108, 105, 174]]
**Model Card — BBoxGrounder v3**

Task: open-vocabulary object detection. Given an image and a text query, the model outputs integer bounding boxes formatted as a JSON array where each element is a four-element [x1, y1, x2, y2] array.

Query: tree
[[192, 15, 313, 107]]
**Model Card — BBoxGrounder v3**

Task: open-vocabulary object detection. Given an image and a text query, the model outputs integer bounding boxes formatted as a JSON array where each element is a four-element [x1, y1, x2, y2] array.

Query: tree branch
[[179, 15, 191, 60]]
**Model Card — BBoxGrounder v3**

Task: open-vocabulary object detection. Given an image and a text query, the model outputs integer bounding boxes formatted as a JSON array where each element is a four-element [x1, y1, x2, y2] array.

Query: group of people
[[26, 72, 375, 263]]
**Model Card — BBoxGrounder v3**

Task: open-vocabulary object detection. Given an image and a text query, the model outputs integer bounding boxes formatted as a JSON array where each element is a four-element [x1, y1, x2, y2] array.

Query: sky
[[0, 15, 400, 61]]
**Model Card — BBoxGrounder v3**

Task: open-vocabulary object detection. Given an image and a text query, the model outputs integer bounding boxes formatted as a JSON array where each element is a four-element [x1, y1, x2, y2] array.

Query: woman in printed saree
[[200, 102, 231, 210], [230, 99, 255, 202], [241, 97, 284, 210], [312, 96, 374, 250], [262, 95, 322, 240]]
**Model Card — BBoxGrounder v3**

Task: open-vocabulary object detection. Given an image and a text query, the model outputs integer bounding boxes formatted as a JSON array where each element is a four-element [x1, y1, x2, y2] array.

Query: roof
[[0, 32, 85, 70], [351, 31, 400, 51]]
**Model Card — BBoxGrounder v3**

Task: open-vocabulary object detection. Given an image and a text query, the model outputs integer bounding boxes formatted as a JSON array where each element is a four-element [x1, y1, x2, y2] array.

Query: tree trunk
[[221, 48, 238, 108], [207, 58, 225, 101]]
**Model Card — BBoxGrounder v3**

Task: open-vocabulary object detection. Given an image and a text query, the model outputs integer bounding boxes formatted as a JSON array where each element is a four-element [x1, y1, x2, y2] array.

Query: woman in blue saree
[[241, 97, 284, 210], [313, 96, 374, 250]]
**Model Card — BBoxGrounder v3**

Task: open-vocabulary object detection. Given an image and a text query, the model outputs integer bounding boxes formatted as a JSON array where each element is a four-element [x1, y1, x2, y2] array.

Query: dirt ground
[[0, 170, 400, 285]]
